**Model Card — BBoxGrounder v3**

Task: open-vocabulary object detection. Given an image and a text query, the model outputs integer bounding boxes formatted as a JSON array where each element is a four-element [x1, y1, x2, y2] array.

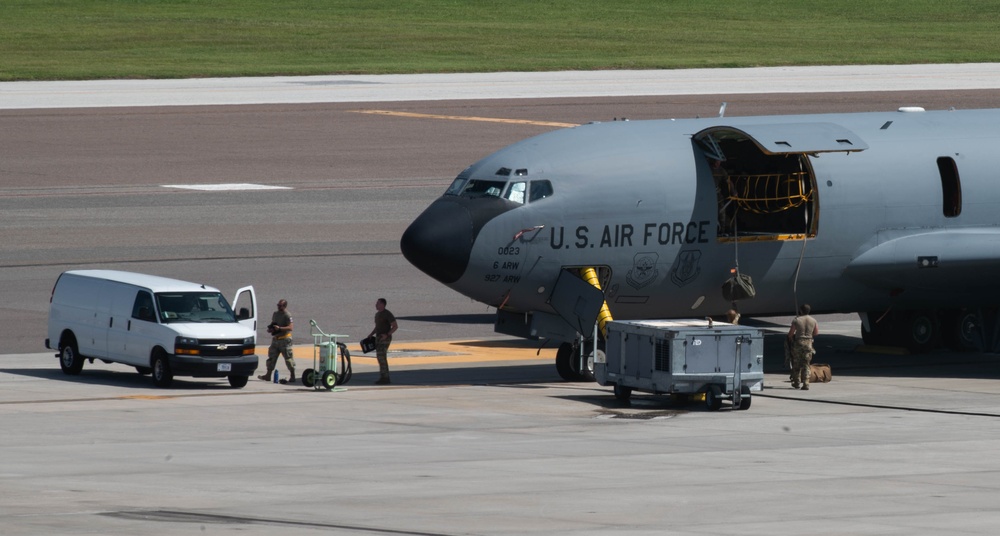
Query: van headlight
[[175, 336, 200, 355], [242, 336, 255, 355]]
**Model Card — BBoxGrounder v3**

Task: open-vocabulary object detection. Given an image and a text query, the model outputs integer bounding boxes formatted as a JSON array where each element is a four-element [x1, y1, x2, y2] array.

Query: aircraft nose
[[400, 198, 474, 285]]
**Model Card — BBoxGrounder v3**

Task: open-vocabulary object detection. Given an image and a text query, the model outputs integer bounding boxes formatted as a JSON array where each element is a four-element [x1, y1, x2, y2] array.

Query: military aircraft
[[401, 106, 1000, 380]]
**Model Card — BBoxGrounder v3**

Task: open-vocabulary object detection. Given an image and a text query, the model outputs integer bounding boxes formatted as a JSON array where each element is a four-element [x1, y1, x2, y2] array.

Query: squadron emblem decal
[[669, 249, 702, 287], [626, 252, 659, 290]]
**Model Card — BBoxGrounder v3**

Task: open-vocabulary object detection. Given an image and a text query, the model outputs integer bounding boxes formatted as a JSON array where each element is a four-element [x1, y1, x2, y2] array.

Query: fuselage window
[[937, 156, 961, 218], [505, 181, 526, 204], [529, 180, 553, 202]]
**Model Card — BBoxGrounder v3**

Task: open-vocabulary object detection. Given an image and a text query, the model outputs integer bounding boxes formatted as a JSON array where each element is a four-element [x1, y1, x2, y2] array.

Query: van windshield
[[156, 292, 236, 324]]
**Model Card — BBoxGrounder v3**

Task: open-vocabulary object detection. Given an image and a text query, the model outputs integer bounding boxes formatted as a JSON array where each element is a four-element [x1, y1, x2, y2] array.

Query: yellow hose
[[580, 267, 613, 339]]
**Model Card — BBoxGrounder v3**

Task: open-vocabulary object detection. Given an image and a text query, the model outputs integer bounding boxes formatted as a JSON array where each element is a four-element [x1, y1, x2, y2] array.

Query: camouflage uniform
[[263, 307, 295, 380], [789, 313, 818, 389], [373, 308, 396, 382]]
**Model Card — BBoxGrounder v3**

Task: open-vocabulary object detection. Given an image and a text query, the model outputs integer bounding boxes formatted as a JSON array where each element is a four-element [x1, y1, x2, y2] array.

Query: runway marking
[[103, 510, 456, 535], [291, 339, 556, 366], [353, 109, 578, 128], [161, 183, 291, 191]]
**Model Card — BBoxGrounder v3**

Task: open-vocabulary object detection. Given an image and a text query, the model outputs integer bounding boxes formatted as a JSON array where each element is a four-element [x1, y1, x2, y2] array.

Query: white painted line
[[161, 183, 292, 191]]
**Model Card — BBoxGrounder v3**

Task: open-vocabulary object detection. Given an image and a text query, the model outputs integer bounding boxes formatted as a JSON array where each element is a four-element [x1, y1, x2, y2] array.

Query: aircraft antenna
[[718, 102, 727, 118]]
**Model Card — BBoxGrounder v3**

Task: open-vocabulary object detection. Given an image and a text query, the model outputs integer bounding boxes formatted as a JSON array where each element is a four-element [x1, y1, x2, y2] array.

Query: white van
[[46, 270, 259, 388]]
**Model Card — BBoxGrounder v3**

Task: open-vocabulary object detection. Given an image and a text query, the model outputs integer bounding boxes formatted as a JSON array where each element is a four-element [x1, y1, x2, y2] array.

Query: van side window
[[132, 291, 156, 322]]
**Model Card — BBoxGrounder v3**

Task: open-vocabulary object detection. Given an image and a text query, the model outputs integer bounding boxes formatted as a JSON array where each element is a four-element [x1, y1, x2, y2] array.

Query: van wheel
[[59, 337, 84, 375], [228, 375, 249, 388], [152, 351, 173, 387]]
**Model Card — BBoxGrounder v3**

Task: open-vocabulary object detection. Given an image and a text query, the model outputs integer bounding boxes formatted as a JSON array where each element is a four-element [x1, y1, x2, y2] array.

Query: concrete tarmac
[[5, 317, 1000, 535]]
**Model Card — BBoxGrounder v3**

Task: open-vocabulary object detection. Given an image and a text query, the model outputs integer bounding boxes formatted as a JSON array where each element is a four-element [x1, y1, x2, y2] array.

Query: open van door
[[232, 286, 258, 343]]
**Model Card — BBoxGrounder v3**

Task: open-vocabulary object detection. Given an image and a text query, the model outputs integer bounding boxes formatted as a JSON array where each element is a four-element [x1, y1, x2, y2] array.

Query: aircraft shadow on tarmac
[[397, 313, 496, 325], [761, 332, 1000, 381]]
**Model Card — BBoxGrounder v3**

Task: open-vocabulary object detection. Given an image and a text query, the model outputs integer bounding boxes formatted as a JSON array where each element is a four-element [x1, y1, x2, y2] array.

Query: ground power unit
[[595, 319, 765, 410]]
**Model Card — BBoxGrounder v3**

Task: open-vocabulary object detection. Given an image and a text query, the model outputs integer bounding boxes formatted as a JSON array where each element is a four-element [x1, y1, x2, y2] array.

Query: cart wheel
[[738, 385, 752, 410], [321, 370, 337, 390], [613, 383, 632, 402], [302, 368, 315, 388], [705, 385, 723, 411]]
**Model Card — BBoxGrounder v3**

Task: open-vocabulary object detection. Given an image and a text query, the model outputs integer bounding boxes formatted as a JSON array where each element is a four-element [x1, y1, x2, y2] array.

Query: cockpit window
[[446, 175, 554, 204], [505, 181, 526, 204], [462, 179, 507, 198], [444, 176, 467, 196], [529, 180, 553, 202]]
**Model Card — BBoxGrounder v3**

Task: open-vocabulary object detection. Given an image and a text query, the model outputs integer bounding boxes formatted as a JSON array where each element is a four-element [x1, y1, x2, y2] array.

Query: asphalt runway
[[5, 68, 1000, 534], [5, 89, 1000, 354]]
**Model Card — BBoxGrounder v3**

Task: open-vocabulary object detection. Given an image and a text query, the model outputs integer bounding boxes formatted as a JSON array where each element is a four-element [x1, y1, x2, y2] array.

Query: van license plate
[[217, 363, 232, 372]]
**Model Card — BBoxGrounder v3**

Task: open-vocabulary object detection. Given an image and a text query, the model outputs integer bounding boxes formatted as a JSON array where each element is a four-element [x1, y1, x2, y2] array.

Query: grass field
[[2, 0, 999, 81]]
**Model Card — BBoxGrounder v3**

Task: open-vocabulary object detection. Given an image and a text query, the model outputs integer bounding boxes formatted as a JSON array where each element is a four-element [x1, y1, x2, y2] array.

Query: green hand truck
[[303, 319, 352, 390]]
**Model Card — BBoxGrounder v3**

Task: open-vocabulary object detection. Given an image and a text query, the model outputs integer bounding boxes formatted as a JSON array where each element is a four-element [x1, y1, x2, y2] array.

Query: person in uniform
[[787, 303, 819, 390], [259, 299, 295, 382], [366, 298, 397, 385]]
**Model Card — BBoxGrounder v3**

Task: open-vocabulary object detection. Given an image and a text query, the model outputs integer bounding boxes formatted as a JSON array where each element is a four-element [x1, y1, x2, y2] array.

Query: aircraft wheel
[[321, 370, 337, 390], [555, 343, 576, 381], [571, 339, 602, 382], [152, 350, 173, 388], [228, 375, 249, 388], [860, 312, 891, 346], [705, 385, 723, 411], [943, 309, 980, 351], [59, 336, 84, 375], [613, 383, 632, 402], [737, 385, 752, 410], [900, 310, 939, 352], [302, 368, 316, 387]]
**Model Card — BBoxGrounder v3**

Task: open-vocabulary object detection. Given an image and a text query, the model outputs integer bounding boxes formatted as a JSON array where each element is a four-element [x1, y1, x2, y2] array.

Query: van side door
[[105, 283, 140, 363], [119, 290, 157, 366], [232, 286, 258, 344]]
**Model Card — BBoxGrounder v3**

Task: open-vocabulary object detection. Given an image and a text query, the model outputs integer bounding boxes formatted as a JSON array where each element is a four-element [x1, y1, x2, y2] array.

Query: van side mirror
[[138, 306, 154, 322], [237, 307, 250, 320]]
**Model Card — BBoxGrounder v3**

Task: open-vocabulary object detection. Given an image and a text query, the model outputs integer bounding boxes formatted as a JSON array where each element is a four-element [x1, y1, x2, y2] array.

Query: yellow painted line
[[288, 339, 556, 366], [353, 109, 578, 129]]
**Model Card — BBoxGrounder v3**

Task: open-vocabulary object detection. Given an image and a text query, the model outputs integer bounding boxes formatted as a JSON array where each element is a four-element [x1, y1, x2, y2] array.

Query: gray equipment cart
[[595, 319, 764, 410]]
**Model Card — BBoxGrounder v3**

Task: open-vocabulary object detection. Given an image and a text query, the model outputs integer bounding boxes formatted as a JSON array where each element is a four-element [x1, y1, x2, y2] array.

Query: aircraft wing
[[844, 228, 1000, 291]]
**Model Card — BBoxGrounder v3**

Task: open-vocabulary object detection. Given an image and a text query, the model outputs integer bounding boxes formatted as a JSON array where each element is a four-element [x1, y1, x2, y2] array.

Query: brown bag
[[809, 363, 832, 383], [722, 272, 756, 301]]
